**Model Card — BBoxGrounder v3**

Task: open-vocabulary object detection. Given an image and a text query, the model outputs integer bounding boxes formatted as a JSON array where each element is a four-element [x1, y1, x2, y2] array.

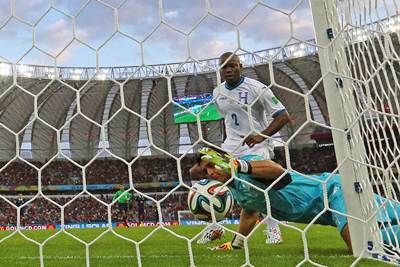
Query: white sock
[[209, 224, 223, 231], [266, 217, 279, 229], [232, 234, 244, 248]]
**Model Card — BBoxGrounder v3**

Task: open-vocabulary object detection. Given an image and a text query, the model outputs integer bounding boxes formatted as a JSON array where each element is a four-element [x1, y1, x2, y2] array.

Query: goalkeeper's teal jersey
[[229, 169, 343, 228], [229, 155, 400, 232]]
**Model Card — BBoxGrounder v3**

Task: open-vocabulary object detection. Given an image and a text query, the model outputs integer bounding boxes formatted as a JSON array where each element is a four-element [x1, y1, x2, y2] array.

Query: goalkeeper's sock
[[235, 159, 252, 174], [231, 234, 244, 249]]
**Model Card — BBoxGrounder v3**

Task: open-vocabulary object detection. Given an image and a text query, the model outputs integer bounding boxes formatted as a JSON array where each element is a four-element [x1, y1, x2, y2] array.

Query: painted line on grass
[[0, 254, 354, 260]]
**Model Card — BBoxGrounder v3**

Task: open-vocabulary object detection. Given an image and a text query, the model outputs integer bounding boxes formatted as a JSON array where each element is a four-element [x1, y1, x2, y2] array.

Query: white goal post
[[310, 0, 400, 262]]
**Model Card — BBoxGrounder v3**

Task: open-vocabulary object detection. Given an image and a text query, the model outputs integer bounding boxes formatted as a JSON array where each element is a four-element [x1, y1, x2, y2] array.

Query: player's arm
[[189, 157, 283, 180], [243, 111, 290, 147], [261, 110, 290, 137], [235, 159, 292, 189], [190, 149, 291, 189], [243, 87, 290, 147], [246, 159, 284, 180]]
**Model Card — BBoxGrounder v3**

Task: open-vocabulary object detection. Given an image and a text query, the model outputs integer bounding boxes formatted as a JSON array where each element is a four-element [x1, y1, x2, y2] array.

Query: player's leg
[[380, 224, 400, 244], [327, 178, 353, 251], [326, 174, 400, 255], [340, 224, 353, 252], [375, 194, 400, 250], [336, 222, 400, 255], [329, 181, 400, 253], [212, 208, 259, 250], [119, 203, 128, 225], [230, 209, 259, 248], [125, 202, 131, 223], [333, 201, 400, 254], [243, 143, 284, 245], [245, 145, 283, 245]]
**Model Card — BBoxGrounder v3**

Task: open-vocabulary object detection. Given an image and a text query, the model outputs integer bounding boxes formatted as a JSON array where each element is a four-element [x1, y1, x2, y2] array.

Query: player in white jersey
[[196, 52, 291, 245], [213, 52, 290, 159]]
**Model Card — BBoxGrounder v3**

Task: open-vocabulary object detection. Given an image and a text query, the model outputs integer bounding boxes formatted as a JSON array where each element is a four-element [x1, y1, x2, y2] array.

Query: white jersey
[[213, 76, 286, 159]]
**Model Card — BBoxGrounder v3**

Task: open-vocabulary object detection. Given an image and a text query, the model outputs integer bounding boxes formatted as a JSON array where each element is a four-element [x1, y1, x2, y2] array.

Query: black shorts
[[118, 203, 128, 212]]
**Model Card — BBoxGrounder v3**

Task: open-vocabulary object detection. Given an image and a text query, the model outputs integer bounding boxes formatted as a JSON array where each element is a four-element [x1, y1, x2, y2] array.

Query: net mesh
[[0, 0, 399, 266], [307, 0, 400, 264]]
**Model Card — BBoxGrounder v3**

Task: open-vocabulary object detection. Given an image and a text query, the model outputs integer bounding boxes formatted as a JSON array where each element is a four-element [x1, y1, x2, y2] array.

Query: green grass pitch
[[0, 224, 391, 267]]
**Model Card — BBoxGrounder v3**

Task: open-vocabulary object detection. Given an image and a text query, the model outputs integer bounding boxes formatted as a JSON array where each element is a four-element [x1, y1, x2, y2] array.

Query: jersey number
[[231, 113, 239, 126]]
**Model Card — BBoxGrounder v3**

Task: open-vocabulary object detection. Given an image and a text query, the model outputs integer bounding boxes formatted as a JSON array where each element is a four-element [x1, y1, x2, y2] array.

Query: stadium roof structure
[[0, 39, 317, 80], [0, 39, 327, 161], [0, 14, 399, 161]]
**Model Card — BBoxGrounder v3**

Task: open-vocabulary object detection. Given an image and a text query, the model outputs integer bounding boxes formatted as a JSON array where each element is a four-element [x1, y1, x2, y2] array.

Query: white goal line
[[3, 254, 353, 261]]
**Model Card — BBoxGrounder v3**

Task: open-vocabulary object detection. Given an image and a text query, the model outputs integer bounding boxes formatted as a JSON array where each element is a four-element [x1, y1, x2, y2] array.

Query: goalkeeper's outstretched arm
[[190, 158, 286, 180], [190, 148, 291, 188]]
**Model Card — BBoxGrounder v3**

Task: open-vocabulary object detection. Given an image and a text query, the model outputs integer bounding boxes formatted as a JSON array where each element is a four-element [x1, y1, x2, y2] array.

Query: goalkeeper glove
[[198, 147, 235, 174], [209, 242, 243, 251], [198, 147, 251, 175]]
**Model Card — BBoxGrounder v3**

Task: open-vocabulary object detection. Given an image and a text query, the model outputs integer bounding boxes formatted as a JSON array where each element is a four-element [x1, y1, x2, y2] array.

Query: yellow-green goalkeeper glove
[[198, 147, 238, 174], [209, 242, 242, 251]]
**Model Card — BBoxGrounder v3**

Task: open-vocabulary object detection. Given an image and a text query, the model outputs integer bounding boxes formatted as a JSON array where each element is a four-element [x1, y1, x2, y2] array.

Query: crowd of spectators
[[0, 146, 336, 187], [0, 193, 225, 226], [274, 145, 337, 173], [0, 145, 341, 226], [0, 156, 196, 186]]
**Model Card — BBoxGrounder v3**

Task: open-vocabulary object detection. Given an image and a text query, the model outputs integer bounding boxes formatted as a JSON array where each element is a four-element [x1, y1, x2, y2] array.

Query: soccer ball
[[187, 179, 233, 221]]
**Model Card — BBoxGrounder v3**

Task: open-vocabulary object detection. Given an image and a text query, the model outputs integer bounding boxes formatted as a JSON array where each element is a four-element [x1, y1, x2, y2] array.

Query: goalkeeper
[[113, 184, 132, 222], [190, 147, 400, 253]]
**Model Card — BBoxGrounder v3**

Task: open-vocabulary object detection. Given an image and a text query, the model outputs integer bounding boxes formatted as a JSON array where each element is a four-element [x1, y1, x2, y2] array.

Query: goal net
[[0, 0, 398, 266], [310, 0, 400, 264]]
